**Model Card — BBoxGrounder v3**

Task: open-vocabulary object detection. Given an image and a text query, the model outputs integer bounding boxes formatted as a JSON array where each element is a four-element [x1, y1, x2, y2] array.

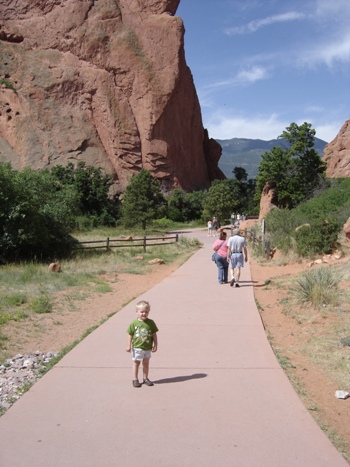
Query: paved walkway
[[0, 229, 348, 467]]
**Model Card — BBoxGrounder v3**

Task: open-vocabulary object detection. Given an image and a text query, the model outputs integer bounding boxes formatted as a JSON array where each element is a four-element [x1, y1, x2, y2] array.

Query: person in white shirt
[[226, 228, 248, 287]]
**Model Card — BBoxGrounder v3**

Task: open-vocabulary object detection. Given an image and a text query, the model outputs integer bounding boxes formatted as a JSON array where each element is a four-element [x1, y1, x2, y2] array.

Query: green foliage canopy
[[265, 178, 350, 256], [232, 167, 258, 215], [202, 179, 241, 222], [167, 189, 206, 222], [51, 162, 120, 225], [0, 163, 79, 263], [121, 169, 167, 229], [255, 122, 327, 209]]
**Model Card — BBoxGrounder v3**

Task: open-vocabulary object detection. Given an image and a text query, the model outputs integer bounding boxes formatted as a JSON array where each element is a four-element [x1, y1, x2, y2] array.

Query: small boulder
[[148, 258, 165, 265], [48, 263, 62, 272]]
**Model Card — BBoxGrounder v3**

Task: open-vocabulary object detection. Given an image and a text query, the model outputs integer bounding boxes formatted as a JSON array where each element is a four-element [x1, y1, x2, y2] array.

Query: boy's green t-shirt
[[127, 318, 158, 350]]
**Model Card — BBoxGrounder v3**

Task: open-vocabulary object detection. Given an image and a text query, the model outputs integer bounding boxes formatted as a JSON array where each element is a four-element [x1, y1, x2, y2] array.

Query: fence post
[[176, 233, 178, 242], [106, 237, 110, 250], [266, 239, 271, 259], [143, 236, 146, 252]]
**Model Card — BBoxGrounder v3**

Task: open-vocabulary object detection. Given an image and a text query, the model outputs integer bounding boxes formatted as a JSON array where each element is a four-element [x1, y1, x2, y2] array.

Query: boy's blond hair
[[136, 300, 150, 311]]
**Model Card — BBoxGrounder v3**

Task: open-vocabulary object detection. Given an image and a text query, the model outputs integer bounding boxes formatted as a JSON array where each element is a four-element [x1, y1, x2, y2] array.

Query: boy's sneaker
[[143, 378, 154, 386], [133, 380, 142, 388], [230, 278, 235, 287], [235, 283, 240, 287]]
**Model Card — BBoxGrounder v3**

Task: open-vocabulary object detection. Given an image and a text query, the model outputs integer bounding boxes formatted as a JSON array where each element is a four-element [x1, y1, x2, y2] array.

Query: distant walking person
[[207, 220, 213, 236], [231, 212, 235, 225], [213, 216, 219, 236], [227, 228, 248, 288], [126, 300, 158, 388], [212, 231, 229, 284]]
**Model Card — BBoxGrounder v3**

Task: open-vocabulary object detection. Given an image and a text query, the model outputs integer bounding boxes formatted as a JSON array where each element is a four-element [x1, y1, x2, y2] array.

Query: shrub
[[295, 219, 340, 257], [0, 164, 79, 262], [265, 177, 350, 256], [295, 267, 341, 308], [265, 208, 298, 252], [31, 294, 52, 314], [151, 218, 174, 229]]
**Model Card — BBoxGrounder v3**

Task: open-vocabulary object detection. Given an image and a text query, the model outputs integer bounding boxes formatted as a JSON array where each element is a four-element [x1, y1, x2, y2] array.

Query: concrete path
[[0, 229, 348, 467]]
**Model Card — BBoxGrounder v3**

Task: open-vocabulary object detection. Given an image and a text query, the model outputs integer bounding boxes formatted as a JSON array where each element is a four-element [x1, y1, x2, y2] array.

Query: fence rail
[[74, 228, 272, 258], [72, 234, 179, 252]]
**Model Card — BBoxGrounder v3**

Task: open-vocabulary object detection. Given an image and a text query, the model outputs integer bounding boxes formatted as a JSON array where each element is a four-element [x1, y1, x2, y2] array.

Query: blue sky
[[177, 0, 350, 143]]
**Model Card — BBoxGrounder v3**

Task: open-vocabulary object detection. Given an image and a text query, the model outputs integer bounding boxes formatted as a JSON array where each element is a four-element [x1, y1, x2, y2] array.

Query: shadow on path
[[154, 373, 207, 384]]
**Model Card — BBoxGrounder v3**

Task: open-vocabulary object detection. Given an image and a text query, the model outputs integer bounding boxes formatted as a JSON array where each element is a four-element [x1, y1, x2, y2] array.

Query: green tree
[[51, 162, 120, 226], [186, 190, 207, 220], [232, 167, 258, 215], [255, 122, 326, 209], [167, 189, 206, 222], [232, 167, 248, 182], [121, 169, 166, 229], [167, 189, 190, 222], [0, 164, 79, 263], [202, 179, 241, 223]]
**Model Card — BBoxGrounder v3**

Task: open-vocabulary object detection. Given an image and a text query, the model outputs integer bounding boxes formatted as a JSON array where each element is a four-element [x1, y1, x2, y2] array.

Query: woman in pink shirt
[[212, 230, 229, 284]]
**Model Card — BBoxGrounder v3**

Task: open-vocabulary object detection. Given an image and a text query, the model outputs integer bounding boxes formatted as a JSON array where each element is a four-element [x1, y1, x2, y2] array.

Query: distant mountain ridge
[[217, 137, 328, 179]]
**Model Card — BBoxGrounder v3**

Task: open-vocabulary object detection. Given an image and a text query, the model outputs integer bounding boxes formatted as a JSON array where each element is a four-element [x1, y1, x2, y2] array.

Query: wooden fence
[[72, 233, 179, 253]]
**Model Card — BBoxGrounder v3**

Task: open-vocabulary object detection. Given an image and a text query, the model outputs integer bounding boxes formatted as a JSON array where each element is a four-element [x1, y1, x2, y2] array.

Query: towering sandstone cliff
[[0, 0, 224, 191], [323, 119, 350, 178]]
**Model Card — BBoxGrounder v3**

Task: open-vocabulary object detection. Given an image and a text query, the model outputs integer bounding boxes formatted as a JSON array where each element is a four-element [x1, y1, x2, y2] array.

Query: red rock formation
[[258, 181, 279, 221], [0, 0, 224, 192], [323, 119, 350, 178]]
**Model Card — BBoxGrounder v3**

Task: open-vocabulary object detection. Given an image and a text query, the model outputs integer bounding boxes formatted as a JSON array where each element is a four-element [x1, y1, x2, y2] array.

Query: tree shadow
[[154, 373, 207, 384]]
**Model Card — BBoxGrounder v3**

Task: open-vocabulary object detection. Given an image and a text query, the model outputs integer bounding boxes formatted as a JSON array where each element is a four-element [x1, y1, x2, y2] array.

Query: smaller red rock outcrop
[[323, 120, 350, 178], [258, 181, 278, 221], [343, 217, 350, 241]]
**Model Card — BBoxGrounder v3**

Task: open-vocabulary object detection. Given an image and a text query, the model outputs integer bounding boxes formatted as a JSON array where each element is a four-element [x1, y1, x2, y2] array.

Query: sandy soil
[[2, 227, 350, 460], [250, 254, 350, 459]]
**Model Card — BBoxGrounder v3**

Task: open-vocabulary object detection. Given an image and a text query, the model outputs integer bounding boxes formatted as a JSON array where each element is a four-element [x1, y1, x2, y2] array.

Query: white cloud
[[203, 110, 343, 143], [204, 112, 287, 140], [204, 66, 269, 90], [315, 0, 350, 18], [299, 33, 350, 67], [304, 105, 324, 114], [311, 122, 342, 143], [225, 12, 305, 35], [235, 66, 269, 83]]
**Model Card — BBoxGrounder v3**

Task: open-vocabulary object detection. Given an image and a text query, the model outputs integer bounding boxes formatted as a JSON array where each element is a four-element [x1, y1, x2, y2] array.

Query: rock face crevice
[[0, 0, 224, 191]]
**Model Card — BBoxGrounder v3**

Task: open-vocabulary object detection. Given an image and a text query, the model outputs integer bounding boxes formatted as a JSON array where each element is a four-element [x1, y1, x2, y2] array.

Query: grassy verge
[[0, 230, 202, 361]]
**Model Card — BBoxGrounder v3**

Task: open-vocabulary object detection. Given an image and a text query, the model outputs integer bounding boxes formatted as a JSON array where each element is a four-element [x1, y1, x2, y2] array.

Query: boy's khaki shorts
[[132, 348, 152, 361]]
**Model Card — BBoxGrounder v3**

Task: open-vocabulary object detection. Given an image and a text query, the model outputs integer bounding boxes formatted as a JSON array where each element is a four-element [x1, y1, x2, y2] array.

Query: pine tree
[[121, 169, 166, 229]]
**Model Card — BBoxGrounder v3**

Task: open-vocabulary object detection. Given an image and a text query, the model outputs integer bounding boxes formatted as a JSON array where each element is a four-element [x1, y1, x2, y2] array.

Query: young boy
[[126, 300, 158, 388]]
